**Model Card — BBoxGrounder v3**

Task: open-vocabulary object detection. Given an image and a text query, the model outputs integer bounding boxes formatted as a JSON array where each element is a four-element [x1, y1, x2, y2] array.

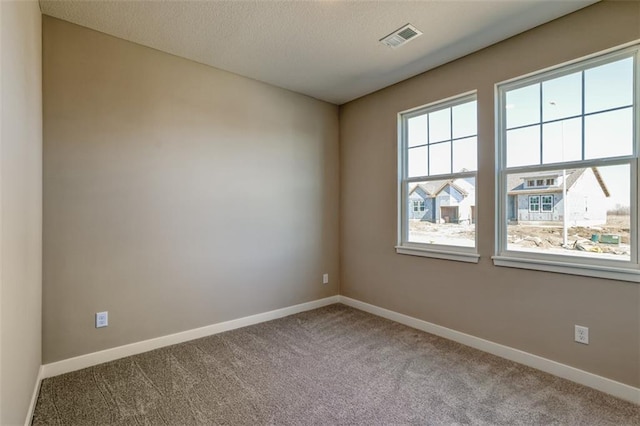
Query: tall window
[[529, 196, 540, 212], [496, 45, 639, 282], [398, 93, 478, 263]]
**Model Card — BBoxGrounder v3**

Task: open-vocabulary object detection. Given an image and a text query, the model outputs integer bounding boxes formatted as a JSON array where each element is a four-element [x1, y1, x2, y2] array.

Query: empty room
[[1, 0, 639, 424]]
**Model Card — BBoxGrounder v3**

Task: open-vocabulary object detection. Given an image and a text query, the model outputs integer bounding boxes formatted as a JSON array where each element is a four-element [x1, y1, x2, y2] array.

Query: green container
[[599, 234, 620, 245], [590, 234, 599, 242]]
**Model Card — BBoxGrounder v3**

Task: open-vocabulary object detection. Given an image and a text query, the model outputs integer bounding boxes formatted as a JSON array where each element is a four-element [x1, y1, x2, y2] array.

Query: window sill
[[396, 246, 480, 263], [492, 255, 640, 283]]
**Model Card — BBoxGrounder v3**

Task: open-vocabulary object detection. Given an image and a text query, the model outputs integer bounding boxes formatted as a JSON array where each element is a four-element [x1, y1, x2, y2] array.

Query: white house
[[507, 168, 610, 226]]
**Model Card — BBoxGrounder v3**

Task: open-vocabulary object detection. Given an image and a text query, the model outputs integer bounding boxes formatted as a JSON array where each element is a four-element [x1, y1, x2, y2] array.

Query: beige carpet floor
[[32, 304, 639, 425]]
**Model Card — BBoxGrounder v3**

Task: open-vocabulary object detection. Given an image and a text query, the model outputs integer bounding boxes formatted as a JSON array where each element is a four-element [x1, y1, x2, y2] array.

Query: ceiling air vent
[[380, 24, 422, 49]]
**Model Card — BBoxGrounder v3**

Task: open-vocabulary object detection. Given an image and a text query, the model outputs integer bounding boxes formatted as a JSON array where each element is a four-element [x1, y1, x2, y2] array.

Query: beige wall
[[340, 1, 640, 387], [42, 17, 339, 363], [0, 1, 43, 424]]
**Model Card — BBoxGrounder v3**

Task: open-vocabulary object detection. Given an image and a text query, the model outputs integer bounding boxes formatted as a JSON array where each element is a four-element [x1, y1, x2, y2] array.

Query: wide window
[[495, 45, 639, 282], [397, 93, 479, 263]]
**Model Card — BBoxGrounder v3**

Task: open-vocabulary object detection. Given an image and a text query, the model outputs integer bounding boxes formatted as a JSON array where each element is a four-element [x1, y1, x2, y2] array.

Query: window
[[527, 178, 555, 188], [495, 45, 639, 282], [413, 200, 425, 212], [529, 196, 540, 212], [397, 93, 479, 263]]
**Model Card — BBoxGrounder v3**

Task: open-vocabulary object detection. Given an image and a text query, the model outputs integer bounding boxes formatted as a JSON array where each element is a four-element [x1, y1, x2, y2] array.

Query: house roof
[[410, 182, 440, 197], [591, 168, 611, 197], [446, 178, 475, 196], [507, 168, 610, 197], [410, 178, 475, 198]]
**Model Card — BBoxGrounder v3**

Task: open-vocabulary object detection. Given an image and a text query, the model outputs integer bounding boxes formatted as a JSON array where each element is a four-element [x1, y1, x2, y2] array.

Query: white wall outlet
[[322, 273, 329, 284], [575, 325, 589, 344], [96, 311, 108, 328]]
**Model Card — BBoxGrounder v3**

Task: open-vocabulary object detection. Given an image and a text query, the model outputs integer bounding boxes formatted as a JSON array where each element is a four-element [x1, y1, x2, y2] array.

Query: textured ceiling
[[39, 0, 598, 105]]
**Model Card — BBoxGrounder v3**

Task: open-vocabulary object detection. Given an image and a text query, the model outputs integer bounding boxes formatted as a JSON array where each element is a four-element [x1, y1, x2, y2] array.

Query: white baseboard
[[25, 365, 44, 426], [338, 295, 640, 405], [38, 294, 639, 406], [42, 295, 340, 379]]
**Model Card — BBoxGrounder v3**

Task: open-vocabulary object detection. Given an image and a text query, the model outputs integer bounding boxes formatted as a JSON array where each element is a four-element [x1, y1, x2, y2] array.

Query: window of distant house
[[529, 196, 540, 212], [541, 195, 554, 212], [495, 44, 639, 282], [397, 92, 479, 263]]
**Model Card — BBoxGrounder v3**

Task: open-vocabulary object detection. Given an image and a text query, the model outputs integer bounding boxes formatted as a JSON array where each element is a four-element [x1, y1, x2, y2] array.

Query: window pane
[[429, 108, 451, 143], [408, 146, 428, 178], [401, 95, 478, 253], [408, 177, 476, 247], [542, 118, 582, 164], [505, 164, 630, 261], [529, 196, 540, 212], [452, 101, 477, 139], [585, 57, 633, 113], [408, 114, 428, 148], [429, 142, 451, 175], [452, 137, 477, 172], [506, 125, 540, 167], [584, 108, 633, 160], [506, 83, 540, 129], [542, 72, 582, 121]]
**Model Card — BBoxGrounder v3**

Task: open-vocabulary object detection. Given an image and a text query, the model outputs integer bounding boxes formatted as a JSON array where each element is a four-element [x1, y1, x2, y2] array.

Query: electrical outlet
[[322, 273, 329, 284], [96, 311, 108, 328], [574, 325, 589, 344]]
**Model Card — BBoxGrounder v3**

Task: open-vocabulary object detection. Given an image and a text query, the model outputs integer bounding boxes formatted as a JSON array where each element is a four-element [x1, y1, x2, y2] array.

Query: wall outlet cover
[[575, 325, 589, 344], [96, 311, 108, 328]]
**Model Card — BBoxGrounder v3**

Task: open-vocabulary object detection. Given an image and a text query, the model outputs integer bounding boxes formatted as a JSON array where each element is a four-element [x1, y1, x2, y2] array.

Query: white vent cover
[[380, 24, 423, 48]]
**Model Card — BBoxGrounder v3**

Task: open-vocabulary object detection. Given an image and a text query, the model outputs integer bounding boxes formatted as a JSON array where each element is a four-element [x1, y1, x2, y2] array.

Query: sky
[[407, 100, 477, 177], [406, 56, 634, 209], [505, 56, 633, 208]]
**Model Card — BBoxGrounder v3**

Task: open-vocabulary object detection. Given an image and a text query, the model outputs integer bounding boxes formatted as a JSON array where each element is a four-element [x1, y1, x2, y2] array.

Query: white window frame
[[494, 44, 640, 283], [397, 92, 480, 263], [541, 195, 553, 212], [412, 200, 425, 212], [529, 196, 540, 212]]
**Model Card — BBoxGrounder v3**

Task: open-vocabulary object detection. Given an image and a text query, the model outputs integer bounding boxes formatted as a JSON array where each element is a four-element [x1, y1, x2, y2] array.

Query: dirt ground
[[507, 215, 630, 256], [408, 221, 475, 247], [409, 215, 631, 258]]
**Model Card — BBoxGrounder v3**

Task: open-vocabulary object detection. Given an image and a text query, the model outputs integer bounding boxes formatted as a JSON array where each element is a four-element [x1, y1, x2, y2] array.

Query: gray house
[[408, 178, 476, 224], [507, 168, 610, 226]]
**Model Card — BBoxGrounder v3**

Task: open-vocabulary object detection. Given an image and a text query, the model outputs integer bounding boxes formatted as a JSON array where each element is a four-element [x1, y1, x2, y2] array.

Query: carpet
[[32, 304, 639, 425]]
